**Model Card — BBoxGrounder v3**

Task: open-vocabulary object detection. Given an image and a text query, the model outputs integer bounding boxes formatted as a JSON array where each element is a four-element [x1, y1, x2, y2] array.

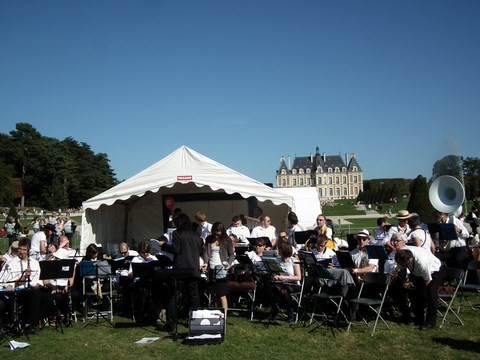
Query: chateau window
[[282, 179, 286, 187], [307, 178, 311, 185], [335, 177, 339, 184], [354, 187, 359, 195], [329, 177, 333, 185], [342, 167, 347, 172], [343, 188, 347, 196], [300, 178, 304, 186], [335, 167, 340, 173], [354, 176, 358, 183], [281, 169, 286, 175], [343, 176, 347, 183], [336, 188, 340, 196], [293, 179, 297, 186], [353, 166, 358, 172], [318, 188, 323, 197], [292, 169, 297, 175], [306, 168, 311, 174], [317, 177, 322, 185], [299, 168, 304, 174], [328, 168, 332, 173], [329, 188, 333, 196]]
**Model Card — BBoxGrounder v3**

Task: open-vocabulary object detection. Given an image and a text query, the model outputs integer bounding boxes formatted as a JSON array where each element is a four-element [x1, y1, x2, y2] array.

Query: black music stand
[[235, 255, 254, 266], [40, 259, 75, 333], [346, 234, 358, 251], [247, 237, 272, 249], [155, 254, 174, 268], [158, 267, 195, 341], [335, 251, 356, 269], [109, 256, 134, 273], [365, 246, 388, 274], [234, 246, 249, 256], [294, 231, 317, 248]]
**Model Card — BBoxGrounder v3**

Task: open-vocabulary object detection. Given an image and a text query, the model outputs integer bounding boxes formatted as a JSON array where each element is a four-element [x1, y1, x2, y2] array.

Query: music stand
[[335, 251, 356, 269], [131, 261, 159, 279], [247, 237, 272, 249], [427, 223, 457, 241], [156, 254, 174, 268], [234, 246, 249, 256], [109, 256, 134, 274], [365, 246, 388, 274], [40, 259, 75, 333], [261, 257, 284, 274], [235, 255, 254, 266], [346, 234, 358, 251], [294, 231, 317, 247]]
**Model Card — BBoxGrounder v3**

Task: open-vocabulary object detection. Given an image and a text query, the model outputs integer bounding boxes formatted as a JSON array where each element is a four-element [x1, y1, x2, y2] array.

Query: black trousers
[[411, 265, 446, 327], [166, 277, 200, 325]]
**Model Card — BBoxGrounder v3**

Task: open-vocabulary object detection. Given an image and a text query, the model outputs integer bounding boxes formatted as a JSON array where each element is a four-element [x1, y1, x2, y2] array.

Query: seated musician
[[116, 242, 138, 259], [0, 240, 19, 269], [129, 241, 165, 324], [42, 248, 75, 325], [350, 229, 378, 279], [310, 234, 355, 298], [269, 241, 301, 323], [0, 237, 53, 334]]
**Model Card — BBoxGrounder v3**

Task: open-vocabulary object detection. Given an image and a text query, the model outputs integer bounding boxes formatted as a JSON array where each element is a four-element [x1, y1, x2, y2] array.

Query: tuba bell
[[428, 175, 465, 214]]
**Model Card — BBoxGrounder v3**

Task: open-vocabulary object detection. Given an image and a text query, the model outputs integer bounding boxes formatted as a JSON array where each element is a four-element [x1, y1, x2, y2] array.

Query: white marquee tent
[[80, 146, 295, 252]]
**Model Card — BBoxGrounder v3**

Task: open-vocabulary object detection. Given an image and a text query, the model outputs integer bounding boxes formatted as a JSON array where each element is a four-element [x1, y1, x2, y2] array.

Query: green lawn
[[1, 305, 479, 359], [2, 203, 480, 359]]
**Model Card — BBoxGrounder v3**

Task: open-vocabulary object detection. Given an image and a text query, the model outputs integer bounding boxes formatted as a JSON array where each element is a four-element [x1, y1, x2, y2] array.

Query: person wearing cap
[[350, 229, 379, 277], [30, 223, 55, 261], [383, 210, 411, 251]]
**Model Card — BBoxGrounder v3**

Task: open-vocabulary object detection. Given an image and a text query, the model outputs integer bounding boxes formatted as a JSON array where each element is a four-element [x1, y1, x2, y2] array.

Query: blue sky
[[1, 1, 479, 184]]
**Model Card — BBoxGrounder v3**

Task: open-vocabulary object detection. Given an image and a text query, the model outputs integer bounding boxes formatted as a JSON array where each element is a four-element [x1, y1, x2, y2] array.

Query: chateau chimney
[[288, 155, 291, 170], [323, 152, 326, 162]]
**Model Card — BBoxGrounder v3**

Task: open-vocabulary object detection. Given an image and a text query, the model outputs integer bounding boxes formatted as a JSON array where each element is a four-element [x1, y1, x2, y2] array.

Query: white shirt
[[372, 226, 388, 246], [0, 256, 42, 289], [251, 225, 278, 241], [30, 231, 47, 259], [384, 224, 410, 244], [197, 222, 212, 241], [404, 245, 441, 282], [442, 215, 469, 249], [408, 228, 433, 252], [226, 225, 251, 243]]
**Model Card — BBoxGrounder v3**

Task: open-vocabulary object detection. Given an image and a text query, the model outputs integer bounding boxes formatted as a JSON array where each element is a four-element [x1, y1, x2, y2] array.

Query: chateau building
[[276, 146, 363, 200]]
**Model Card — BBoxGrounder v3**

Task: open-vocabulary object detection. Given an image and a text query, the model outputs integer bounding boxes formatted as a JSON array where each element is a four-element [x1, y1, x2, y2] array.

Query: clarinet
[[26, 254, 31, 288]]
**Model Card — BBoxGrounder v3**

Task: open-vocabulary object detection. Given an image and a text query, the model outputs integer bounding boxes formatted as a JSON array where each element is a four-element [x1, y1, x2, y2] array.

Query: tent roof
[[82, 145, 294, 211]]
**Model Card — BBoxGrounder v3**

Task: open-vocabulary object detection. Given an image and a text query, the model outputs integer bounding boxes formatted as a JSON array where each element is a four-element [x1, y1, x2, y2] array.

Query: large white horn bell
[[429, 175, 465, 214]]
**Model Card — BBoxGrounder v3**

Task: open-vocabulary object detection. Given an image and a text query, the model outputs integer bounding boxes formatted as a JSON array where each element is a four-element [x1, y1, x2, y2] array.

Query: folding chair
[[309, 265, 348, 334], [80, 260, 114, 328], [457, 260, 480, 312], [438, 267, 464, 328], [227, 265, 257, 321], [347, 272, 390, 336]]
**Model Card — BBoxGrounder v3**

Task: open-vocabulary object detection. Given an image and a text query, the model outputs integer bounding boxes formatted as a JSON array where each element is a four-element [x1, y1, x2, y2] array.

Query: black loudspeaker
[[183, 308, 226, 345]]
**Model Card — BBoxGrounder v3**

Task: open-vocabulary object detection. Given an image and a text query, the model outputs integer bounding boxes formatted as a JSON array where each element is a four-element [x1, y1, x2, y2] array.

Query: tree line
[[0, 123, 118, 209]]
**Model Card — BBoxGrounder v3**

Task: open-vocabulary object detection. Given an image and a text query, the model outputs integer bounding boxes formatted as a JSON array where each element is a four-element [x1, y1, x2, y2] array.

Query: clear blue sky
[[1, 1, 479, 184]]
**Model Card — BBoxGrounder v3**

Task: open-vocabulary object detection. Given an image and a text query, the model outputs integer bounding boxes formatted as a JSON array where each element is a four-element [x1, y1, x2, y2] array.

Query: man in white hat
[[350, 229, 378, 277], [383, 210, 411, 251]]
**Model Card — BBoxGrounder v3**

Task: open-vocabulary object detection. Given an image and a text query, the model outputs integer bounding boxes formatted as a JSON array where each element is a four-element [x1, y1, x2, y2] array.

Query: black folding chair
[[347, 272, 390, 336]]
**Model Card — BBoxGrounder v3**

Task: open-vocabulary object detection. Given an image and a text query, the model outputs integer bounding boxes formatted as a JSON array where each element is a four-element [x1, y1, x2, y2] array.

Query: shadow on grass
[[432, 337, 480, 354]]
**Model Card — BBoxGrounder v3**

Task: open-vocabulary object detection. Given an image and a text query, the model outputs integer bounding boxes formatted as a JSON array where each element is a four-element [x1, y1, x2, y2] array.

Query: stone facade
[[276, 146, 363, 200]]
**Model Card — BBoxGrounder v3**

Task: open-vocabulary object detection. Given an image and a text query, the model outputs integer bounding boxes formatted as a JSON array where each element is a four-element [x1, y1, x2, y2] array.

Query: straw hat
[[396, 210, 412, 220]]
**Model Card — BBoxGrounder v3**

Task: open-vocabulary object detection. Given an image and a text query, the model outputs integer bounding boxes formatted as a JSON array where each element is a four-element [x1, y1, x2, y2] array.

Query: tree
[[407, 175, 436, 223], [0, 123, 118, 208], [431, 155, 463, 183]]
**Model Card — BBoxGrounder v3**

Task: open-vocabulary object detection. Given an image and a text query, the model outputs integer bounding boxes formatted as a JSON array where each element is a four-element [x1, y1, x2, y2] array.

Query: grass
[[2, 202, 479, 359], [1, 303, 479, 359]]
